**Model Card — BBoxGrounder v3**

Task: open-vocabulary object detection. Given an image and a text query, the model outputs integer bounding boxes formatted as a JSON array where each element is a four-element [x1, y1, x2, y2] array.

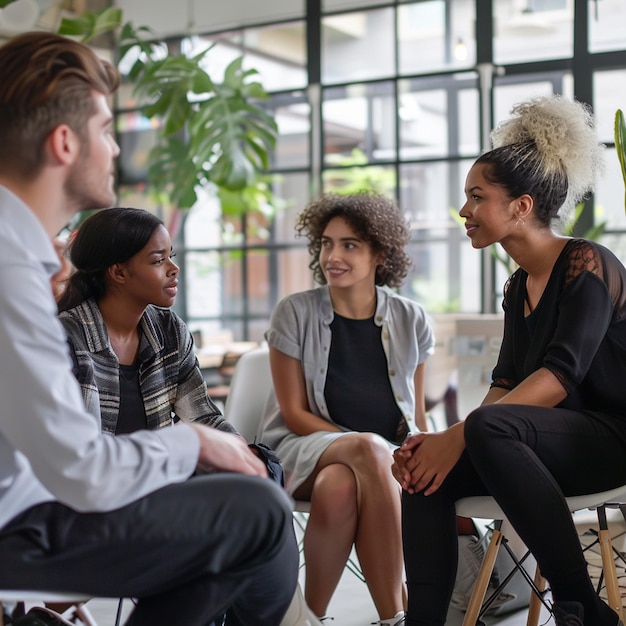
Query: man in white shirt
[[0, 31, 298, 626]]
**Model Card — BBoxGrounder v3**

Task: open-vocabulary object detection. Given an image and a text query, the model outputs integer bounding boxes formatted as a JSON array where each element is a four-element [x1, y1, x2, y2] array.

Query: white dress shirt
[[0, 186, 199, 529]]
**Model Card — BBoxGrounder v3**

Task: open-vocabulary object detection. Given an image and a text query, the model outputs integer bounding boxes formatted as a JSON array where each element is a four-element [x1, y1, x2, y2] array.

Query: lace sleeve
[[564, 239, 602, 289]]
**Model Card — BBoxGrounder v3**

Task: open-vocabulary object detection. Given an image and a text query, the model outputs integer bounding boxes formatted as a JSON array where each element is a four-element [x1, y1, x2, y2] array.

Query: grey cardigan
[[59, 298, 235, 435], [258, 285, 434, 494]]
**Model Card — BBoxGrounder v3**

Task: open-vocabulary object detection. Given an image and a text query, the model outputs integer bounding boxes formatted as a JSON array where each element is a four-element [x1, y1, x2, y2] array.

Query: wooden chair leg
[[462, 528, 503, 626], [526, 565, 547, 626], [597, 506, 624, 622]]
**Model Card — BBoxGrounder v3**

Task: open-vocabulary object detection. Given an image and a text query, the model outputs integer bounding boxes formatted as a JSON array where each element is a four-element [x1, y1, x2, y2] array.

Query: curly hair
[[296, 192, 412, 288], [476, 95, 604, 228]]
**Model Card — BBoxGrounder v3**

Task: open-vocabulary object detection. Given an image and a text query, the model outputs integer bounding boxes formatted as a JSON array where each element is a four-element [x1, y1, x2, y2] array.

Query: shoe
[[372, 611, 405, 625], [451, 535, 516, 613], [552, 601, 585, 626], [13, 607, 76, 626], [279, 583, 323, 626]]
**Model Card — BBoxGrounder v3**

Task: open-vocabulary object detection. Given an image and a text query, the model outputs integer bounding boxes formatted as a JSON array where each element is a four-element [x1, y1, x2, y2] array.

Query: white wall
[[115, 0, 305, 37]]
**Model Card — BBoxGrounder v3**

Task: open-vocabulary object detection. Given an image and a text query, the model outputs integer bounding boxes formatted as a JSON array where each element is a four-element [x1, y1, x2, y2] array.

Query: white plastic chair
[[455, 485, 626, 626], [0, 592, 110, 626], [223, 345, 365, 582]]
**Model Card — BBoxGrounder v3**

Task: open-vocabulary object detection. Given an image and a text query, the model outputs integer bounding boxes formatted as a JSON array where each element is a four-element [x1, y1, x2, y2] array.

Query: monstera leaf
[[57, 8, 278, 211]]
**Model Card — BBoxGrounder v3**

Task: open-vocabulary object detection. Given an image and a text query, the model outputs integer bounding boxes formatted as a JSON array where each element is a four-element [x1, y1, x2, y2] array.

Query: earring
[[515, 217, 525, 229]]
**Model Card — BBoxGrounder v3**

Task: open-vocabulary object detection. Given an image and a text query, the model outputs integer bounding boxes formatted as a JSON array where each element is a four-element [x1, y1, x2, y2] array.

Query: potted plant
[[54, 8, 280, 217], [0, 1, 281, 218]]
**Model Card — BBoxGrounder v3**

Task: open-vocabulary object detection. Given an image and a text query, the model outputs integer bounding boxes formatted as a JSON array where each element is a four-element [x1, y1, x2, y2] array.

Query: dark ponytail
[[57, 207, 164, 312]]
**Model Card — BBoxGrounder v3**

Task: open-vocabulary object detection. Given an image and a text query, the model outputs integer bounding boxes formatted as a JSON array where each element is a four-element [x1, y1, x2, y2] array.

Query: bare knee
[[310, 464, 357, 525], [337, 432, 394, 475]]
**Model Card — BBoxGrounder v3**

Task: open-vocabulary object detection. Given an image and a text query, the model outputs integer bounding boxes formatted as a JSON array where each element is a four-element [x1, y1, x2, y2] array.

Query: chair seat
[[455, 484, 626, 626], [456, 484, 626, 520], [0, 591, 91, 602]]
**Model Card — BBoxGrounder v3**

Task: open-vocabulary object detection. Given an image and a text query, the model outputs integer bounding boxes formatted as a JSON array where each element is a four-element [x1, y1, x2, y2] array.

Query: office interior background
[[2, 0, 625, 346]]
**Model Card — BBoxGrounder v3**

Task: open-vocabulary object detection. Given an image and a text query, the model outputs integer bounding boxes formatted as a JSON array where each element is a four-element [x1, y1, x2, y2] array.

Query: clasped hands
[[392, 424, 465, 496]]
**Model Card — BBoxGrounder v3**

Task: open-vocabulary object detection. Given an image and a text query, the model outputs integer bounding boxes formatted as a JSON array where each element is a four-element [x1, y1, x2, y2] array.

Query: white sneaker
[[372, 611, 406, 625], [279, 583, 324, 626]]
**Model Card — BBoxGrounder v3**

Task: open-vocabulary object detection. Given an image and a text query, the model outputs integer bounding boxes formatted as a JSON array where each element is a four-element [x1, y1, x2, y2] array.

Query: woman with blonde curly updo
[[259, 191, 434, 624], [394, 95, 626, 626]]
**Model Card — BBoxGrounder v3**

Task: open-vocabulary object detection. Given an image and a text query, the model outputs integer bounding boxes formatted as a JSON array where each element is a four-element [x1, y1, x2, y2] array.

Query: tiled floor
[[78, 508, 626, 626]]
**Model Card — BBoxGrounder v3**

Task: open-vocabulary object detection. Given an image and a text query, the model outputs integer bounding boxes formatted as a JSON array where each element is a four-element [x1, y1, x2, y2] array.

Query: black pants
[[402, 405, 626, 626], [0, 474, 299, 626]]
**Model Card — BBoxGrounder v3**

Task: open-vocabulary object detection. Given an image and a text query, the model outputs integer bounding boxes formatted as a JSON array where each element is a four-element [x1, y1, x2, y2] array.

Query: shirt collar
[[0, 185, 60, 277], [320, 284, 390, 326]]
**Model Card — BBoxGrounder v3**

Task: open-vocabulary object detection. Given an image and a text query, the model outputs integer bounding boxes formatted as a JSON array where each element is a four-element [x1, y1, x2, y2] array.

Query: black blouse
[[325, 312, 403, 443], [492, 238, 626, 416]]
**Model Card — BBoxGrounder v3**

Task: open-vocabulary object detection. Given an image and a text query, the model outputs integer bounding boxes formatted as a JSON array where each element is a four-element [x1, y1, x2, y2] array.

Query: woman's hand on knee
[[392, 433, 423, 490], [401, 428, 464, 496]]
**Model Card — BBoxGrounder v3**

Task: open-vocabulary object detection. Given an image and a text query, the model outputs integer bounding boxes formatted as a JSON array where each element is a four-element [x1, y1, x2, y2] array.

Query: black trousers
[[0, 474, 299, 626], [402, 405, 626, 626]]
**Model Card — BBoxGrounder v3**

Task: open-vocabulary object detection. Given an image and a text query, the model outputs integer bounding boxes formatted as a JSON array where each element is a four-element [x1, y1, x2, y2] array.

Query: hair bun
[[490, 95, 604, 211]]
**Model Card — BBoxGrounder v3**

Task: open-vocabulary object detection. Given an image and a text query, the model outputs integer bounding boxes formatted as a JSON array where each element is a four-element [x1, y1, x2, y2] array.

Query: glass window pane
[[323, 0, 386, 10], [589, 0, 626, 53], [274, 248, 315, 302], [323, 82, 396, 164], [246, 250, 271, 315], [242, 22, 308, 91], [399, 160, 479, 313], [593, 70, 626, 146], [493, 74, 573, 128], [186, 28, 306, 91], [398, 0, 476, 75], [323, 165, 397, 196], [322, 8, 395, 84], [399, 84, 449, 159], [185, 250, 227, 319], [116, 184, 169, 221], [399, 75, 478, 161], [600, 233, 626, 270], [494, 0, 573, 64], [595, 148, 626, 232], [459, 87, 480, 157], [269, 94, 310, 169], [271, 173, 311, 243], [115, 111, 161, 186], [183, 33, 242, 83]]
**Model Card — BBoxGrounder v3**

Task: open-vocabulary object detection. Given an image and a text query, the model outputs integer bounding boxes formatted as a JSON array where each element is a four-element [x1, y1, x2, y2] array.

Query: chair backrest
[[223, 345, 272, 442]]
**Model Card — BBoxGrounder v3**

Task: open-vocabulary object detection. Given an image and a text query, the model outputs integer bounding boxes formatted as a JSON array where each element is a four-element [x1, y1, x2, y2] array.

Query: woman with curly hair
[[395, 95, 626, 626], [259, 191, 434, 625]]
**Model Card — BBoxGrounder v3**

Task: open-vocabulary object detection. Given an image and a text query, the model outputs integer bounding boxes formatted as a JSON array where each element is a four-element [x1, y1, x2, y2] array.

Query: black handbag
[[248, 442, 284, 487]]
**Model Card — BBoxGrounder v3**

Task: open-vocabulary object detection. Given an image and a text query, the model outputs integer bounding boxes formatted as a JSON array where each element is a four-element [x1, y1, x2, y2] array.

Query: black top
[[116, 363, 148, 435], [492, 238, 626, 416], [325, 312, 402, 442]]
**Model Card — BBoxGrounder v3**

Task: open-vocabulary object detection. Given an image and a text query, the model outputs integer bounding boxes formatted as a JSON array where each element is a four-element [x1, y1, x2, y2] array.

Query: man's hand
[[189, 423, 268, 477]]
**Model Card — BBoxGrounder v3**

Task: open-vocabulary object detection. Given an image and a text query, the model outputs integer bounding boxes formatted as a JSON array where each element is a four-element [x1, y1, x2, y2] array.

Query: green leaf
[[615, 109, 626, 211], [0, 0, 18, 8], [58, 8, 122, 43]]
